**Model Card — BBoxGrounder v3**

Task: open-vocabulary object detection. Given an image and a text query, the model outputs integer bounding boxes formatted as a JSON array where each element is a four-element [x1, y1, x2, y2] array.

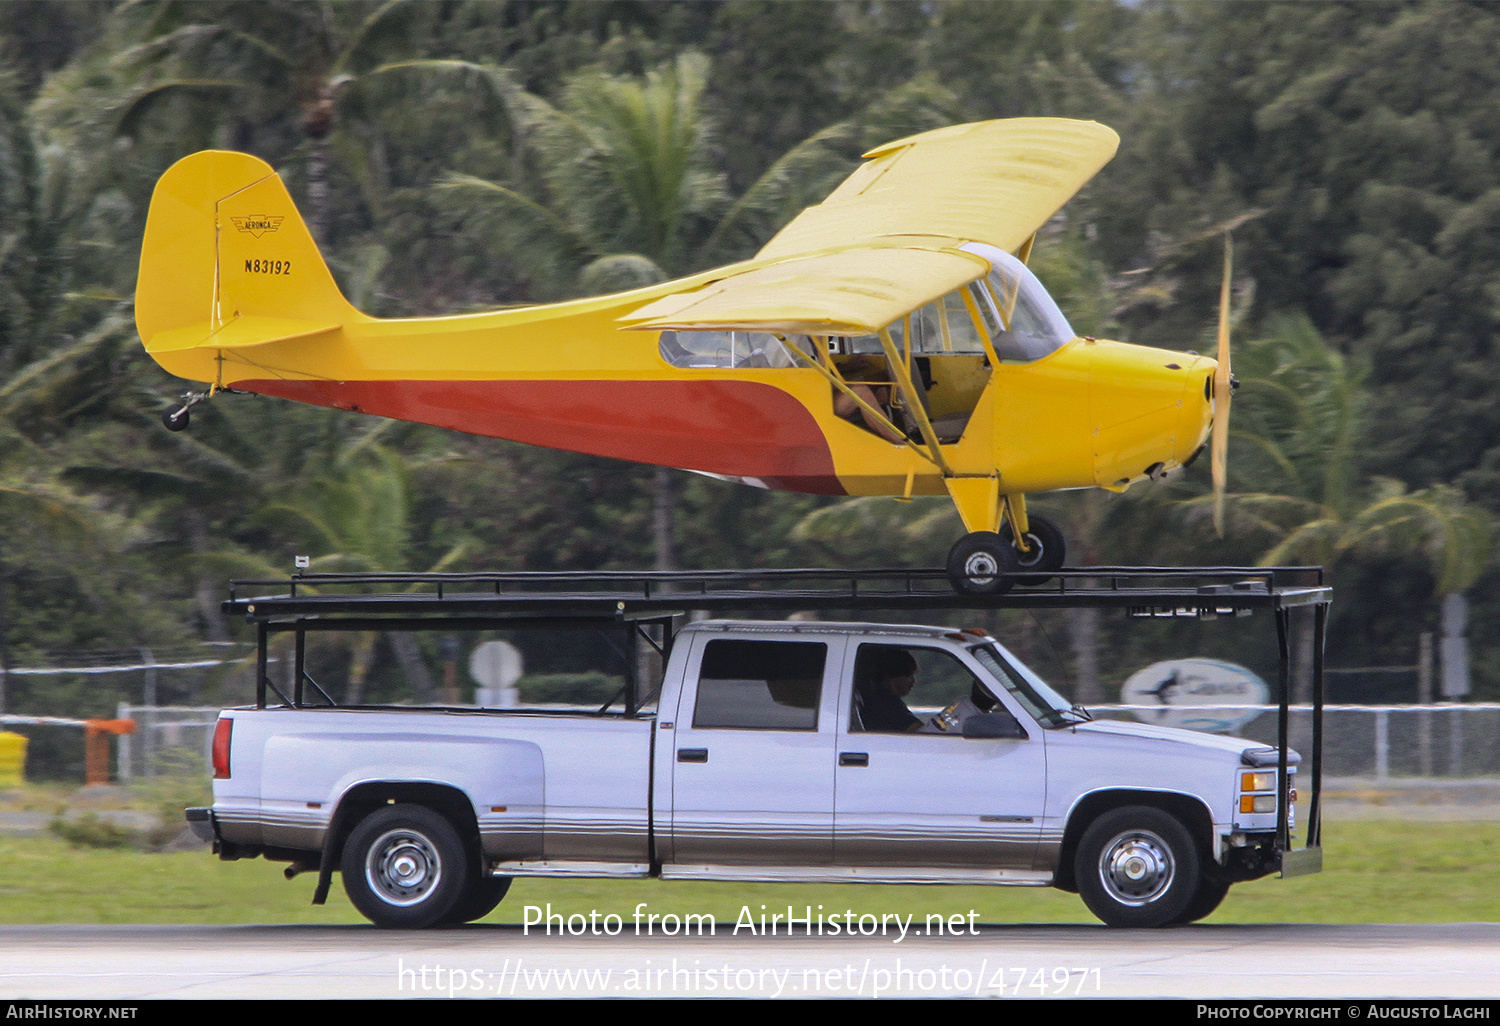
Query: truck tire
[[443, 875, 513, 925], [1173, 872, 1230, 925], [342, 804, 470, 928], [1075, 806, 1199, 928]]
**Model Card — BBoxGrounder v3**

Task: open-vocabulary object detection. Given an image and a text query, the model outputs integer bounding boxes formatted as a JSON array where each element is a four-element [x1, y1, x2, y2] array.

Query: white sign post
[[469, 640, 523, 708]]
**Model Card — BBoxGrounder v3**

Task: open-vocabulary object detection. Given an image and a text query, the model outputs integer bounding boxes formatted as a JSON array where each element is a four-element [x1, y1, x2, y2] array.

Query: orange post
[[83, 719, 137, 786]]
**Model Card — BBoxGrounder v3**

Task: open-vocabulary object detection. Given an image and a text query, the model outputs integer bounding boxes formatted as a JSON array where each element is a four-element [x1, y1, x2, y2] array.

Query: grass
[[0, 820, 1495, 926]]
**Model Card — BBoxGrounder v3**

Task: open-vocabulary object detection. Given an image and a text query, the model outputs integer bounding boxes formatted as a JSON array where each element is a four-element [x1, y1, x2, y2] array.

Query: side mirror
[[962, 711, 1026, 740]]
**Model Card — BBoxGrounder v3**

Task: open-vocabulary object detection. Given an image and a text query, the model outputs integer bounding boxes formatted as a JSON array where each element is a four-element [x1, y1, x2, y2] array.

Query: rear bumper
[[184, 806, 217, 844]]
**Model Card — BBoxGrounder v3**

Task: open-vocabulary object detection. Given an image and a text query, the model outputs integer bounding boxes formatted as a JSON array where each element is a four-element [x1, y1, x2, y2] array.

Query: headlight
[[1238, 768, 1277, 815], [1240, 771, 1275, 792]]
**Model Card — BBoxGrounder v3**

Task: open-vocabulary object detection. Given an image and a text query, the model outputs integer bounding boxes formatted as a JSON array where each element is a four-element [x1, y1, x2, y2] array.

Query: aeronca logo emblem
[[231, 215, 284, 238]]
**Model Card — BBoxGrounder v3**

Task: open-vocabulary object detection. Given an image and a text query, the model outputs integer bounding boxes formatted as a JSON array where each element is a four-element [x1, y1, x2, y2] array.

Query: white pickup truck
[[192, 568, 1325, 930]]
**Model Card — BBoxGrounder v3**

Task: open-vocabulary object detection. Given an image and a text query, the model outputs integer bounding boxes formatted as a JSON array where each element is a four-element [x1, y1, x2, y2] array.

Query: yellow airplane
[[135, 117, 1230, 594]]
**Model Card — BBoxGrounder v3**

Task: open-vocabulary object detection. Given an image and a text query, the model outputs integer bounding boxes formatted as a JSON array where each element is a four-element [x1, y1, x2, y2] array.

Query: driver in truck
[[852, 646, 924, 732]]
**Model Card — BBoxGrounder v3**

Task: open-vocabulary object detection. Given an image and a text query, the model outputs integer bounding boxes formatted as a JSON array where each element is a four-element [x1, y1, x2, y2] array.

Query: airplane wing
[[755, 118, 1119, 261], [619, 244, 989, 335]]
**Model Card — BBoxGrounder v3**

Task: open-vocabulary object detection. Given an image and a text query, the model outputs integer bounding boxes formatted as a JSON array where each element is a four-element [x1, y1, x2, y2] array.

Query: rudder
[[136, 151, 354, 380]]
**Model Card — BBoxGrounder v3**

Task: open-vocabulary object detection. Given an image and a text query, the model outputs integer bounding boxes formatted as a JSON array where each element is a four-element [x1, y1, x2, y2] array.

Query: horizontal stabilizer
[[145, 315, 341, 354]]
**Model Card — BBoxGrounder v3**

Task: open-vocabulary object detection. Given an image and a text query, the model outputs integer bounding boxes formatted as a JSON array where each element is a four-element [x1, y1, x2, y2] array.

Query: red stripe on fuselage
[[235, 377, 847, 495]]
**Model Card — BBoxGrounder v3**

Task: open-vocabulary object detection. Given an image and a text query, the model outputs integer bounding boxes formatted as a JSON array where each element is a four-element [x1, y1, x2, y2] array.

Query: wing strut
[[877, 328, 956, 477], [776, 336, 948, 471]]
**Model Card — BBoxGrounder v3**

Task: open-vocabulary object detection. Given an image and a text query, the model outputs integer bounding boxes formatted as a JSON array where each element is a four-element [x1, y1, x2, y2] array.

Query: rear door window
[[692, 639, 827, 731]]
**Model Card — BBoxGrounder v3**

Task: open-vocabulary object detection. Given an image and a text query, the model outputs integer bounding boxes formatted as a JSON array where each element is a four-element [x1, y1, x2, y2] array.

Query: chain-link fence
[[114, 705, 223, 780]]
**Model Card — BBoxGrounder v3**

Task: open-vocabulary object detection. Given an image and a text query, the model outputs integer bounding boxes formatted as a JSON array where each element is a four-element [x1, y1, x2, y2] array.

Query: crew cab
[[191, 567, 1326, 929]]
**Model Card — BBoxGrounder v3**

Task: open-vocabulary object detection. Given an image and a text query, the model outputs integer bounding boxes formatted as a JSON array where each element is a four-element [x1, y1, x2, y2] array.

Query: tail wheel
[[161, 404, 190, 431], [946, 532, 1020, 595], [1075, 805, 1200, 928], [341, 804, 469, 928], [1000, 514, 1066, 586]]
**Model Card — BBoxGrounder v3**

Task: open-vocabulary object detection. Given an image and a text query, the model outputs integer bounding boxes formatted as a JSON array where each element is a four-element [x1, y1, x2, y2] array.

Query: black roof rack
[[225, 565, 1329, 623], [223, 564, 1327, 870]]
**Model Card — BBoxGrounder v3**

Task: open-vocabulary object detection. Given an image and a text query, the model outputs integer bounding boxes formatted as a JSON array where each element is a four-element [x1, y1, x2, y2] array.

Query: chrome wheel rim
[[962, 550, 1000, 584], [1099, 829, 1175, 907], [366, 828, 442, 907]]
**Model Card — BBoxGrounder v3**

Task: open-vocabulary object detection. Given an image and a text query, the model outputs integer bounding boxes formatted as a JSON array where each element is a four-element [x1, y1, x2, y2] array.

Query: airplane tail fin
[[136, 151, 356, 375]]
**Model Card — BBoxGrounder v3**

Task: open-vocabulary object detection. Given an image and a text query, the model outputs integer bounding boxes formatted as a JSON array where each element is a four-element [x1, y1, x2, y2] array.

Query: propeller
[[1212, 233, 1233, 535]]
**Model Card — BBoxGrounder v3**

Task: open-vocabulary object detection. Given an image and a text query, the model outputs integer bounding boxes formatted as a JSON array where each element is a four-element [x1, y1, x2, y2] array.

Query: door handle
[[677, 748, 708, 763], [839, 751, 869, 767]]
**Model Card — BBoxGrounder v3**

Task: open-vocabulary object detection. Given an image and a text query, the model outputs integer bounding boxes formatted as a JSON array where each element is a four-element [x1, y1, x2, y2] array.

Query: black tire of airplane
[[1000, 514, 1067, 586], [162, 404, 190, 431], [946, 531, 1020, 595]]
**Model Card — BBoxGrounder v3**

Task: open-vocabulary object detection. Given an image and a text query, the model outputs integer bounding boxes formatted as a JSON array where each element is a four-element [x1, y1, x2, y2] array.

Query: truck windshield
[[969, 643, 1086, 728]]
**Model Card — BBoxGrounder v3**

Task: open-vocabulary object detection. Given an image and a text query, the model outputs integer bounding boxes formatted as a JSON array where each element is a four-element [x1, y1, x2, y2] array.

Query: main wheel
[[443, 874, 513, 925], [342, 804, 470, 928], [1172, 871, 1230, 925], [945, 531, 1020, 595], [999, 514, 1066, 586], [1075, 806, 1200, 928]]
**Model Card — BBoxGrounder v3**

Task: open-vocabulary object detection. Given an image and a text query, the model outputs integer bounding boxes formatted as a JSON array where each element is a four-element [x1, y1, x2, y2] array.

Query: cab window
[[692, 639, 826, 731], [849, 643, 999, 734], [974, 248, 1074, 363]]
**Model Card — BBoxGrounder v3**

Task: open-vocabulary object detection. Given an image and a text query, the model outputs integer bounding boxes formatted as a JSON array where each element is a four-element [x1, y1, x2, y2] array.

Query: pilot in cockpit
[[831, 354, 905, 443]]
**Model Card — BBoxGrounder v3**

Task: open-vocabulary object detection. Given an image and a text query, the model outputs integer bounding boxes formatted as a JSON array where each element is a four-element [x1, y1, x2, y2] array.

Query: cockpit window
[[882, 289, 989, 356], [659, 330, 814, 369], [656, 244, 1072, 369], [971, 247, 1075, 363]]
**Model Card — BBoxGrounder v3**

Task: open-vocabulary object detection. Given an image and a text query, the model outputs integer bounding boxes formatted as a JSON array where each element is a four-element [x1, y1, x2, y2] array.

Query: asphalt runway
[[0, 923, 1497, 999]]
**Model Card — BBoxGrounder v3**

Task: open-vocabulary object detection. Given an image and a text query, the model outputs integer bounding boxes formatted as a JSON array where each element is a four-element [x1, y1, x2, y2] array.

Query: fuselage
[[149, 253, 1214, 501]]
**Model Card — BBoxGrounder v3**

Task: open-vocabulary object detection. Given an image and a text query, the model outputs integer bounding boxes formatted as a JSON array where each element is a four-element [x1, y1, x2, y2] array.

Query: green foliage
[[48, 811, 138, 850], [517, 671, 623, 705], [4, 0, 1500, 716]]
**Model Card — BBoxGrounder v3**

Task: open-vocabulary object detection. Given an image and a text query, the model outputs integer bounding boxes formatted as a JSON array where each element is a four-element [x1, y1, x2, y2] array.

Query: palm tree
[[438, 52, 885, 570], [1186, 316, 1494, 698], [254, 444, 468, 703], [45, 1, 520, 246], [438, 51, 868, 296]]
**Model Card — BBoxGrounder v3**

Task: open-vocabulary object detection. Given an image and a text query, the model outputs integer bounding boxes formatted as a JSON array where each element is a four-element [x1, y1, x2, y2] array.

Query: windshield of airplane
[[826, 247, 1074, 363], [966, 245, 1075, 363]]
